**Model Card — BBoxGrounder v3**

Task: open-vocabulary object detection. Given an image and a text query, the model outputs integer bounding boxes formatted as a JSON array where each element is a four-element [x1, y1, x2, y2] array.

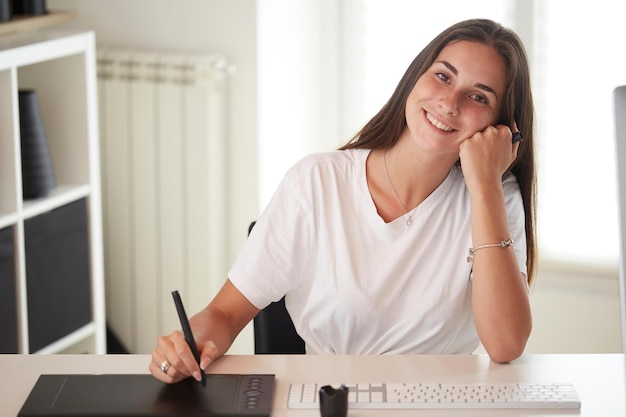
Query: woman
[[150, 18, 537, 384]]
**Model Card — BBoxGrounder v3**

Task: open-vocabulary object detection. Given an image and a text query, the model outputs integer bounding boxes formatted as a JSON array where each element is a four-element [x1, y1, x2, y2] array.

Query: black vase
[[0, 0, 12, 22], [19, 89, 56, 199], [13, 0, 46, 15]]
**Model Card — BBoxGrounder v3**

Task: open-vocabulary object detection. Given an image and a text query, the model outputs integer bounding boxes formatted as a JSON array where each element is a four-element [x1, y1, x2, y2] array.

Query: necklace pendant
[[406, 216, 413, 226]]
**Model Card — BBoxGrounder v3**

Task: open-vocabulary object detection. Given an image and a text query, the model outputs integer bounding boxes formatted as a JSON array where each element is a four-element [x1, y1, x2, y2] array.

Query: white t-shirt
[[229, 148, 527, 355]]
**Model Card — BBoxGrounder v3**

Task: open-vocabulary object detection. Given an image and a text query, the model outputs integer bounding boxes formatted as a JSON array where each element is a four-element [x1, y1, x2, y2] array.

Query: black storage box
[[0, 226, 18, 353], [25, 198, 92, 352]]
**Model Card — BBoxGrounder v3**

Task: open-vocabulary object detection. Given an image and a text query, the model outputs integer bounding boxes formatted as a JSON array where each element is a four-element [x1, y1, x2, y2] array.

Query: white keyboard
[[288, 382, 581, 409]]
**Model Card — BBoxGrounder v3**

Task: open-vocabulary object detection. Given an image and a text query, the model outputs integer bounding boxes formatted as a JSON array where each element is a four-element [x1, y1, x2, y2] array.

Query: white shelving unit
[[0, 30, 105, 354]]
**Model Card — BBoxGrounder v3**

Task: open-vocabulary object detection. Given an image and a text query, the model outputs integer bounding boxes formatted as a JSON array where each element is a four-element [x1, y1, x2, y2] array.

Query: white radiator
[[97, 48, 233, 353]]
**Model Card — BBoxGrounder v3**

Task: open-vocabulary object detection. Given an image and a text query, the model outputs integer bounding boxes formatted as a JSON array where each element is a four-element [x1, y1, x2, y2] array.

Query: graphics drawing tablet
[[18, 373, 274, 417]]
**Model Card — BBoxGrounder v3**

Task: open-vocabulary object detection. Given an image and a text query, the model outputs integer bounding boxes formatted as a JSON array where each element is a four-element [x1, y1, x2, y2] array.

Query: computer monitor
[[613, 85, 626, 352]]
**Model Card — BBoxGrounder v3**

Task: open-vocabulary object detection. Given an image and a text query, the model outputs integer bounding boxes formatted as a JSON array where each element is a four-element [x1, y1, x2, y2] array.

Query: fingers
[[172, 331, 206, 382], [460, 124, 518, 181], [149, 354, 181, 384], [149, 331, 198, 383], [462, 124, 510, 147], [149, 331, 220, 384], [200, 340, 219, 370], [472, 124, 521, 156], [149, 331, 185, 383], [508, 121, 523, 159]]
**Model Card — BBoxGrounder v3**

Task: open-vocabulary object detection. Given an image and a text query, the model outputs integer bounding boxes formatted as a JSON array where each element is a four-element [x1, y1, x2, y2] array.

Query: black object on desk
[[18, 373, 275, 417], [319, 384, 349, 417], [172, 290, 206, 387]]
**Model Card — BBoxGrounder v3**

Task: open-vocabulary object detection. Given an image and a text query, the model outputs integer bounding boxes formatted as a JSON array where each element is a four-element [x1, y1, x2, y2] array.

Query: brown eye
[[470, 93, 488, 104], [436, 72, 450, 83]]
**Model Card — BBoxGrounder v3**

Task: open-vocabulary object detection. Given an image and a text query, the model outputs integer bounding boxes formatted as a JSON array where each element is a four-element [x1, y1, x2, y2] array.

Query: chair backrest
[[249, 221, 306, 354]]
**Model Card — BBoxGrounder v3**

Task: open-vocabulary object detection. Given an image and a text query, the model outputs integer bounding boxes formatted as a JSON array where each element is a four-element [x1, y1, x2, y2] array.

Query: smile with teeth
[[426, 112, 454, 132]]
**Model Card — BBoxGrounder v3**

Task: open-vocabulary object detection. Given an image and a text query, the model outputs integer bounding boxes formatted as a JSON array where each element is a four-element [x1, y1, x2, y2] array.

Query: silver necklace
[[383, 149, 418, 226]]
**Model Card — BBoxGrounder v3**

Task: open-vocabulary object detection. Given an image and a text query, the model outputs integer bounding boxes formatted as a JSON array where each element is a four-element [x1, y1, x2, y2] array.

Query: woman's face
[[404, 40, 507, 157]]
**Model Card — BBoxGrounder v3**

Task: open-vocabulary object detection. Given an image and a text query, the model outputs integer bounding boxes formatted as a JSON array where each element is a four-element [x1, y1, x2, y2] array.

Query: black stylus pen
[[172, 290, 206, 387]]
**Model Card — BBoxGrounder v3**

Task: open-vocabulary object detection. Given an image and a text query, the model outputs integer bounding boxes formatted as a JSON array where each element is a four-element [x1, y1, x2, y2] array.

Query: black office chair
[[248, 221, 306, 354]]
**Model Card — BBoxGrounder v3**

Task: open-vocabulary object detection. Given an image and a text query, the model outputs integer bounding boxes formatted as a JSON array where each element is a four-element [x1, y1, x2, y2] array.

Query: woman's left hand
[[458, 122, 520, 191]]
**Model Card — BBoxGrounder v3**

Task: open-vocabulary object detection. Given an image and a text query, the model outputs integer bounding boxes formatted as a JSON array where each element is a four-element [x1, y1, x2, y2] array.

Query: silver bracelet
[[467, 239, 514, 263]]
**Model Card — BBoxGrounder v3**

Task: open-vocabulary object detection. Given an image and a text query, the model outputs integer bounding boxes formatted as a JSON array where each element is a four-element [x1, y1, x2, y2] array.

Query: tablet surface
[[18, 373, 274, 417]]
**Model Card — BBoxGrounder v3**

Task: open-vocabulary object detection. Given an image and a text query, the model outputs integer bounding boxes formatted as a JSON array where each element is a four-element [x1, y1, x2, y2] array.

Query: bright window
[[533, 0, 626, 265]]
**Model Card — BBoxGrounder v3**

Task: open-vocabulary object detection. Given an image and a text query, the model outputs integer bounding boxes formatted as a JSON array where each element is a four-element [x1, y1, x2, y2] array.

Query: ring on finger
[[160, 360, 171, 374]]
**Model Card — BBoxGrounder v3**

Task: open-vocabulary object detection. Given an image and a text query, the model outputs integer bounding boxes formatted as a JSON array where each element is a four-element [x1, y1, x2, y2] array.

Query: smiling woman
[[257, 0, 625, 355], [151, 18, 537, 383]]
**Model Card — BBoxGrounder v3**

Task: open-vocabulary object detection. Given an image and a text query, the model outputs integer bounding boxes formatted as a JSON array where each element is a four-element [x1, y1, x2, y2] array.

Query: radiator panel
[[97, 48, 230, 353]]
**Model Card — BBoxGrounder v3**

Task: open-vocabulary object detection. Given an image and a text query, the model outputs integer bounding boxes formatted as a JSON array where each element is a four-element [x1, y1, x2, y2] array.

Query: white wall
[[257, 0, 343, 209], [48, 0, 258, 353], [47, 0, 258, 264], [473, 265, 622, 355], [527, 268, 622, 354]]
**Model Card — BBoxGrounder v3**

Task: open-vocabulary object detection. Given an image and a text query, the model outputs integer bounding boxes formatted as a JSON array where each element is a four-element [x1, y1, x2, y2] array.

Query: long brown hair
[[340, 19, 537, 285]]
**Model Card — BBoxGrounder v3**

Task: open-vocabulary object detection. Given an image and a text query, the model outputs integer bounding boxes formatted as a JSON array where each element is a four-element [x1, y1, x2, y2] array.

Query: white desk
[[1, 353, 624, 416]]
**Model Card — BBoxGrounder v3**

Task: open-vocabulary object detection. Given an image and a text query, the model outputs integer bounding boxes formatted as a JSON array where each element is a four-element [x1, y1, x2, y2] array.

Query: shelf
[[0, 212, 17, 230], [32, 323, 96, 354], [0, 29, 93, 70], [22, 184, 91, 219], [0, 30, 105, 354], [0, 11, 77, 37]]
